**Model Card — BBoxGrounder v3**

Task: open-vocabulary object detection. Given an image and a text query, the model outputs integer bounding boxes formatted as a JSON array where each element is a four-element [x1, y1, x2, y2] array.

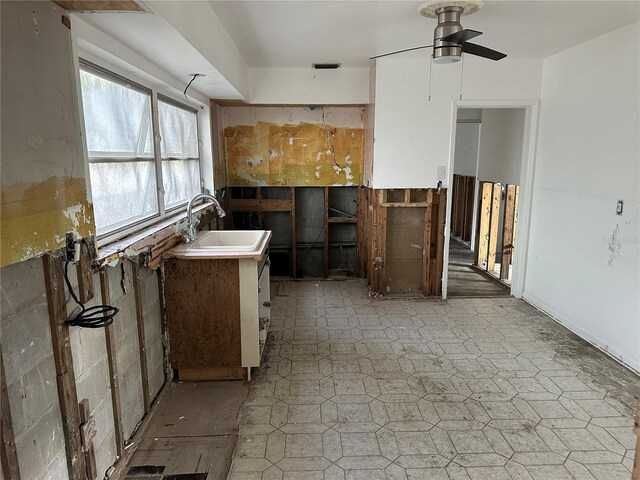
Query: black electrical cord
[[64, 261, 119, 328]]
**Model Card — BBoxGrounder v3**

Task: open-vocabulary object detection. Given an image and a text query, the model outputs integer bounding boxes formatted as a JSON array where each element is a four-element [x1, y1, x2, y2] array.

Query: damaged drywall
[[223, 106, 364, 186], [1, 1, 95, 268], [1, 177, 94, 267]]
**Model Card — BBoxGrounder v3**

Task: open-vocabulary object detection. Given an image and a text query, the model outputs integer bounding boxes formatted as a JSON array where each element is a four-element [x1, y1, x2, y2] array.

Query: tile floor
[[228, 280, 639, 480]]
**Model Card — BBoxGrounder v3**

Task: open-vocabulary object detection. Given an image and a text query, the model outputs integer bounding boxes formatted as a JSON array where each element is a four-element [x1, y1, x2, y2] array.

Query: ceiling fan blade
[[440, 29, 482, 45], [370, 45, 433, 60], [461, 42, 507, 61]]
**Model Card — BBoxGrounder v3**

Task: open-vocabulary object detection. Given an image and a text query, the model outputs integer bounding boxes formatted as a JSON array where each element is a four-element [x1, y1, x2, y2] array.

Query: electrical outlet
[[616, 200, 624, 216], [65, 232, 76, 262]]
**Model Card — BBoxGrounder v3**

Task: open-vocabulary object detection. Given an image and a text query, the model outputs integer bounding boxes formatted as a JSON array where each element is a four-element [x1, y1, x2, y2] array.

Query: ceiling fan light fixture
[[433, 55, 461, 64]]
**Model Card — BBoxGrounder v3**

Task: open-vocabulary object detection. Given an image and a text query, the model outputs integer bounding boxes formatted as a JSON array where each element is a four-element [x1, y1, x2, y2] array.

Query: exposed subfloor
[[124, 381, 248, 480], [448, 237, 510, 298], [229, 279, 639, 480]]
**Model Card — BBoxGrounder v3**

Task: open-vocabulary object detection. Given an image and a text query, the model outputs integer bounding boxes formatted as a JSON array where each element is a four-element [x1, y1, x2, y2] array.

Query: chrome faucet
[[184, 193, 226, 244]]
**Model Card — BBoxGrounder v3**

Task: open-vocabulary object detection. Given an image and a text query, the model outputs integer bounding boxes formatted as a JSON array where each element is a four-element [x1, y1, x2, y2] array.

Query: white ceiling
[[210, 0, 640, 67]]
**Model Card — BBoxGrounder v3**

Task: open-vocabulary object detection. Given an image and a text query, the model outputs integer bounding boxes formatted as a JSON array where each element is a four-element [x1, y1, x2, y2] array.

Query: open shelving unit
[[224, 186, 359, 278]]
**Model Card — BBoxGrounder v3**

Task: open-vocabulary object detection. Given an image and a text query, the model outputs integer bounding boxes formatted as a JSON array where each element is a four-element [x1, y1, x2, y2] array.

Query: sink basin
[[166, 230, 272, 260], [192, 230, 265, 251]]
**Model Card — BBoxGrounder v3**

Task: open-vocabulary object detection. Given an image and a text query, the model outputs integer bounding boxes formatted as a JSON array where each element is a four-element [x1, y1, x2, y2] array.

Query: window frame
[[78, 59, 204, 245], [156, 93, 203, 213]]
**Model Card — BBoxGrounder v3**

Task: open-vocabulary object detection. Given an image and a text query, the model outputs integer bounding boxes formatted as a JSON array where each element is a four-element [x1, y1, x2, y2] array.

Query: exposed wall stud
[[99, 268, 125, 456], [42, 253, 86, 480], [75, 238, 95, 303], [475, 182, 492, 268], [487, 184, 502, 272], [78, 399, 97, 480], [131, 258, 150, 413], [290, 187, 297, 279], [501, 185, 517, 280], [0, 349, 20, 480]]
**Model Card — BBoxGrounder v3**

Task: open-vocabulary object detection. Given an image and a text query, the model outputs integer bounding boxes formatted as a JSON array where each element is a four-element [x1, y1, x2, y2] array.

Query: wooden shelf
[[328, 217, 357, 224]]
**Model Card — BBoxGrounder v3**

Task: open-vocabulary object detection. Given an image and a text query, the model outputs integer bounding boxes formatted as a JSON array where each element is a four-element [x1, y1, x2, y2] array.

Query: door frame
[[442, 100, 540, 299]]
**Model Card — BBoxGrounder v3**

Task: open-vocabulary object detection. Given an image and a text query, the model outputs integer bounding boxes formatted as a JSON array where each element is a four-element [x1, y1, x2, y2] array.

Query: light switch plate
[[616, 200, 623, 215], [436, 166, 446, 180]]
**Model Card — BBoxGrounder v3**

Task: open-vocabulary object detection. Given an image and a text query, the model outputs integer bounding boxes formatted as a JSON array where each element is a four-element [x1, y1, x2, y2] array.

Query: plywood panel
[[144, 382, 247, 437], [224, 122, 363, 186], [384, 208, 425, 294], [164, 259, 241, 368]]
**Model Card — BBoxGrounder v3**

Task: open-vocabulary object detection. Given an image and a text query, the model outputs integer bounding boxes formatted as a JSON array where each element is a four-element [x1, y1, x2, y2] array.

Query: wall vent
[[313, 63, 341, 70]]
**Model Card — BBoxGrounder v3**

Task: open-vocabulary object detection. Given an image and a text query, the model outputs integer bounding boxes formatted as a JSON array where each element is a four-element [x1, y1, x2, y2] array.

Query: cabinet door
[[164, 258, 241, 368]]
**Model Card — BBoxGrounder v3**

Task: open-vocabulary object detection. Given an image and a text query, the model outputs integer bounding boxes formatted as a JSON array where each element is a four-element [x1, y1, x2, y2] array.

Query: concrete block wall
[[68, 270, 117, 477], [0, 257, 68, 480], [1, 257, 166, 479], [108, 261, 145, 439]]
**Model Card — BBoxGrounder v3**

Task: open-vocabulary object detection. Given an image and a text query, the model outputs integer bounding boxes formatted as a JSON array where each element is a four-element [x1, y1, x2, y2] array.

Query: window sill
[[96, 203, 215, 268]]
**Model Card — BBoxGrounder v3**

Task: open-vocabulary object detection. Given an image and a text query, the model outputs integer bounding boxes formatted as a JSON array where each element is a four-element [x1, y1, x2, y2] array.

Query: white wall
[[371, 57, 542, 188], [524, 22, 640, 372], [249, 68, 369, 105], [453, 122, 480, 177], [477, 108, 524, 185]]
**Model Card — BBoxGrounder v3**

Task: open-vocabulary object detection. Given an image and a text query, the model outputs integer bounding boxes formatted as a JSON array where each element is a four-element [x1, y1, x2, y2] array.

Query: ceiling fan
[[371, 0, 506, 63]]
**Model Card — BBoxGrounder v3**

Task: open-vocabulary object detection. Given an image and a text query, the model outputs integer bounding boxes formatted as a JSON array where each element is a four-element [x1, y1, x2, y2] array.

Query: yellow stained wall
[[224, 121, 364, 186], [1, 177, 94, 267]]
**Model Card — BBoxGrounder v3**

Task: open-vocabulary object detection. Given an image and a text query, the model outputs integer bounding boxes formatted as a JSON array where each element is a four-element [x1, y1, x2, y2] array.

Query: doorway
[[446, 107, 528, 297]]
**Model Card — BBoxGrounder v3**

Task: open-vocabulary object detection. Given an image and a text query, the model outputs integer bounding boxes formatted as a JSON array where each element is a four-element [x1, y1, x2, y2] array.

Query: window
[[79, 61, 202, 238], [158, 98, 201, 209]]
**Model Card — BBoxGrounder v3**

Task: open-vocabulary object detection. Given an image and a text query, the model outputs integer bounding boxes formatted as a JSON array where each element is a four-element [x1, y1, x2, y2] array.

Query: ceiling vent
[[313, 63, 341, 70]]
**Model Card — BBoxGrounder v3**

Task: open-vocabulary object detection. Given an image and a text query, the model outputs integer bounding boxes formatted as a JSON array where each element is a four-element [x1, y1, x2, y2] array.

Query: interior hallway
[[229, 280, 639, 480], [447, 237, 510, 298]]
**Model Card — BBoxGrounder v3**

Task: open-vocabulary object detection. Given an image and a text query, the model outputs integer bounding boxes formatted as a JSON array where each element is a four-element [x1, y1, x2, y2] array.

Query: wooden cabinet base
[[177, 367, 248, 381]]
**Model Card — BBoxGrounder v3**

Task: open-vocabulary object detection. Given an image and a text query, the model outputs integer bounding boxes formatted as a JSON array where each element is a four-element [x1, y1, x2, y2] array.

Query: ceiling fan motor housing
[[419, 0, 483, 63], [433, 6, 464, 63]]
